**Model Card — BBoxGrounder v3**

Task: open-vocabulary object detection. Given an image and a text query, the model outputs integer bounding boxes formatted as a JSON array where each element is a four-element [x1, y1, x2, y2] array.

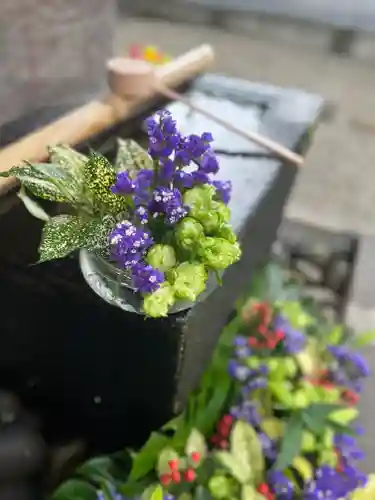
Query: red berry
[[257, 484, 270, 495], [168, 459, 179, 471], [170, 471, 181, 483], [184, 468, 196, 482], [160, 474, 171, 486], [219, 439, 229, 449], [258, 324, 268, 336], [210, 434, 220, 445], [248, 337, 258, 347], [190, 451, 200, 462], [222, 415, 233, 426]]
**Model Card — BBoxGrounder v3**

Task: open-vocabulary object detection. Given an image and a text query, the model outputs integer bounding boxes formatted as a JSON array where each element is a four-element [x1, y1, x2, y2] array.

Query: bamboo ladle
[[107, 57, 304, 167]]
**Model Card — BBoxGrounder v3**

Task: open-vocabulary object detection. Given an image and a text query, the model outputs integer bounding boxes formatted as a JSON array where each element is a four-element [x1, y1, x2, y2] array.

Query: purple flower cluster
[[149, 187, 187, 225], [304, 464, 366, 499], [273, 314, 306, 354], [109, 221, 163, 293]]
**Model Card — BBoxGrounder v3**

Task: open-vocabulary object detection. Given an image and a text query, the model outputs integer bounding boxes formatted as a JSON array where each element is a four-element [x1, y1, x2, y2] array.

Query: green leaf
[[268, 381, 295, 407], [157, 447, 180, 475], [193, 378, 231, 436], [0, 164, 68, 201], [302, 403, 343, 434], [275, 413, 303, 471], [231, 421, 264, 483], [292, 456, 313, 482], [129, 432, 170, 481], [38, 214, 114, 262], [260, 418, 284, 440], [185, 428, 207, 460], [194, 486, 213, 500], [208, 476, 232, 499], [149, 485, 164, 500], [17, 186, 50, 221], [241, 485, 258, 500], [349, 331, 375, 349], [77, 456, 114, 484], [214, 451, 251, 484], [51, 479, 97, 500], [115, 139, 153, 173], [328, 407, 359, 426], [327, 325, 344, 346]]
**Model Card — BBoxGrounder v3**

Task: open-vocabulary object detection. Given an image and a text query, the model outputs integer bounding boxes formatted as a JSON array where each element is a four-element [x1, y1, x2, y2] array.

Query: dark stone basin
[[0, 74, 323, 455]]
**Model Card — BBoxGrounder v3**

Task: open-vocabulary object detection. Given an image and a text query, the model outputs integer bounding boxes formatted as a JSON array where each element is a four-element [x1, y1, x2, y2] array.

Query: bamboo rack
[[0, 44, 215, 195]]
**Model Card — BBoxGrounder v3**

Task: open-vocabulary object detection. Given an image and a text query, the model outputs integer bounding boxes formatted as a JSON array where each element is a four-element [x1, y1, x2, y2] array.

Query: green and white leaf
[[185, 428, 207, 460], [17, 186, 50, 221], [328, 407, 359, 426], [115, 138, 153, 173], [231, 421, 264, 483], [157, 447, 179, 476], [0, 164, 68, 201], [38, 214, 115, 262], [214, 451, 251, 484], [241, 485, 259, 500]]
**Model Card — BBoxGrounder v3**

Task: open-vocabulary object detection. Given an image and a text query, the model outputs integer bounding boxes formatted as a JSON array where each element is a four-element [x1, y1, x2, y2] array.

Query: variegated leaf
[[17, 186, 50, 222], [84, 152, 128, 214], [38, 214, 115, 263], [0, 164, 67, 201], [115, 138, 153, 173]]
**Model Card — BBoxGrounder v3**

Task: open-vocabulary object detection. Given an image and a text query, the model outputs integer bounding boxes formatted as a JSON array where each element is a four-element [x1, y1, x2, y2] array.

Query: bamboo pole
[[0, 44, 215, 195]]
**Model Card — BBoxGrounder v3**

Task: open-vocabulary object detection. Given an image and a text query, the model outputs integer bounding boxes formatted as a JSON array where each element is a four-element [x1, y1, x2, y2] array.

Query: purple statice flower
[[159, 158, 175, 182], [134, 206, 149, 225], [173, 170, 194, 188], [228, 359, 251, 382], [233, 336, 252, 359], [174, 133, 213, 167], [334, 433, 365, 462], [133, 169, 154, 206], [273, 314, 306, 354], [303, 465, 365, 500], [109, 221, 153, 269], [328, 345, 370, 378], [230, 400, 261, 426], [268, 471, 294, 500], [212, 179, 232, 204], [97, 488, 125, 500], [149, 187, 187, 225], [242, 377, 268, 397], [144, 110, 180, 158], [258, 432, 277, 460], [111, 171, 135, 195], [199, 148, 220, 174], [131, 262, 164, 294]]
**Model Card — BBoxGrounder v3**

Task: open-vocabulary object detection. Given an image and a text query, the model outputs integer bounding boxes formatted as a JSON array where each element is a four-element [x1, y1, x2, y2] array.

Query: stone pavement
[[116, 16, 375, 471]]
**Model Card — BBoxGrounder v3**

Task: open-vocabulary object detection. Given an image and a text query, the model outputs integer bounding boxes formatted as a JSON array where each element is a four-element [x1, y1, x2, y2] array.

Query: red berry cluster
[[246, 303, 285, 350], [159, 453, 200, 487], [210, 414, 233, 449], [257, 483, 275, 500]]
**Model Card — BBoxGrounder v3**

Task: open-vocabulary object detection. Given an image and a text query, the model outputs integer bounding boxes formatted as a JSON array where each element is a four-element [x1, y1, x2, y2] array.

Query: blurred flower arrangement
[[0, 110, 240, 317], [51, 264, 375, 500], [129, 44, 171, 65]]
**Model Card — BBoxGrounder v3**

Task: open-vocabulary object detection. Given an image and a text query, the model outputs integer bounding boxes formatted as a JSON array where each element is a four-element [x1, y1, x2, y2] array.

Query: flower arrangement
[[0, 111, 240, 317], [129, 45, 171, 64], [51, 264, 375, 500]]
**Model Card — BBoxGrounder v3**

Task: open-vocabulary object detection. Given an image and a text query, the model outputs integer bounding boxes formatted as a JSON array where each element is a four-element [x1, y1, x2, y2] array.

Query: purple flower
[[97, 488, 125, 500], [134, 206, 149, 225], [228, 360, 251, 382], [212, 179, 232, 204], [200, 148, 220, 174], [230, 400, 261, 426], [174, 171, 194, 188], [159, 158, 175, 182], [131, 262, 164, 294], [149, 187, 187, 225], [334, 434, 365, 462], [111, 171, 135, 195], [268, 471, 294, 499], [273, 314, 306, 354], [174, 133, 213, 167], [303, 465, 366, 500], [144, 110, 180, 158], [109, 221, 153, 269], [233, 336, 252, 359], [258, 432, 277, 460]]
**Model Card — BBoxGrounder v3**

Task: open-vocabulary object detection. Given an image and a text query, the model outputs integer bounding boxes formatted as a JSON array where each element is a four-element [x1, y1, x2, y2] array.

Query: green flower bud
[[146, 244, 176, 272], [183, 184, 216, 210], [175, 218, 204, 251], [142, 283, 175, 318], [199, 237, 241, 270], [216, 223, 237, 244], [212, 201, 230, 224], [208, 475, 232, 499], [170, 262, 208, 302]]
